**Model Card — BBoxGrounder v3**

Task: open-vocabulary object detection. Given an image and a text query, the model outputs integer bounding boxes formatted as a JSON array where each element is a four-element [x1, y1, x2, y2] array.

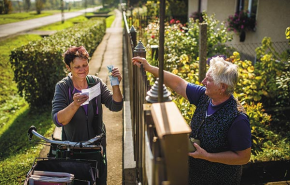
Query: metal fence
[[123, 11, 191, 185], [226, 41, 289, 63]]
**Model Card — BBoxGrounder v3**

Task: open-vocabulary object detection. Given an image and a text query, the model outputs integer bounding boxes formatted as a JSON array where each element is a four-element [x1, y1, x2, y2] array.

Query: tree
[[24, 0, 30, 12], [3, 0, 12, 14], [128, 0, 146, 7], [35, 0, 44, 14], [0, 0, 4, 14]]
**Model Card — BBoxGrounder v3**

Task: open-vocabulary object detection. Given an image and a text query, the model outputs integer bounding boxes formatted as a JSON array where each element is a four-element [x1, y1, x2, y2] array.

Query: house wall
[[206, 0, 236, 22], [188, 0, 290, 43], [255, 0, 290, 42], [188, 0, 199, 18]]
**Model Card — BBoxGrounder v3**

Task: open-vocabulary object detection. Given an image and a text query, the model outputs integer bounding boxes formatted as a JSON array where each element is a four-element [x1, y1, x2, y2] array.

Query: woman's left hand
[[188, 143, 208, 160], [112, 67, 122, 82]]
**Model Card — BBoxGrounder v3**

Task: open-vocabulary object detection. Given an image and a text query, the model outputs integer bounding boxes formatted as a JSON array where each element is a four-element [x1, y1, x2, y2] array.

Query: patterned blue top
[[186, 83, 251, 151], [186, 83, 251, 185]]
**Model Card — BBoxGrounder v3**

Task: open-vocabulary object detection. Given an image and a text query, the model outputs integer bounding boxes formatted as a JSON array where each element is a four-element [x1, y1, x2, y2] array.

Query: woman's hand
[[132, 56, 151, 71], [189, 143, 251, 165], [73, 93, 89, 106], [112, 67, 122, 82], [188, 143, 208, 160]]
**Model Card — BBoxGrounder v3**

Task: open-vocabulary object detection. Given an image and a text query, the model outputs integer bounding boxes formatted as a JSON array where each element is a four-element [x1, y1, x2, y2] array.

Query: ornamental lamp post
[[158, 0, 165, 102]]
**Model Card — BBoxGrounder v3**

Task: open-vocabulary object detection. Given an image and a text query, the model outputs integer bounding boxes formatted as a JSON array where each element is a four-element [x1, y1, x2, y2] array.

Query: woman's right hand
[[132, 56, 151, 71], [73, 93, 89, 106]]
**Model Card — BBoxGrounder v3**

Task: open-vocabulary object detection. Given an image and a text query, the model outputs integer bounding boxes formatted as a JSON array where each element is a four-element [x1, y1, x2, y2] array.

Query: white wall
[[188, 0, 199, 18], [255, 0, 290, 42], [207, 0, 236, 22], [188, 0, 290, 43]]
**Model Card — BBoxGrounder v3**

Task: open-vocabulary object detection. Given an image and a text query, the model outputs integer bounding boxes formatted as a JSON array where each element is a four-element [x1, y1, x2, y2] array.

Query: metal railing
[[123, 11, 191, 185], [226, 41, 289, 63]]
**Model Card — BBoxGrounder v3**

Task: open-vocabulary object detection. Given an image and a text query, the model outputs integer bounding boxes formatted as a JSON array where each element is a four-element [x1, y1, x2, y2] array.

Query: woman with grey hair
[[132, 56, 251, 185]]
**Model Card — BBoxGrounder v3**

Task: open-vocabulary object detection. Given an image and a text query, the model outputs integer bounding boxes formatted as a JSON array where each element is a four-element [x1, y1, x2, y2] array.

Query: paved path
[[0, 6, 102, 39], [89, 9, 124, 185]]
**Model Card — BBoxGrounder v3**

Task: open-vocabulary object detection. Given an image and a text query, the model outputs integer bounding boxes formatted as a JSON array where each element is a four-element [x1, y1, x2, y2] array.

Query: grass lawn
[[0, 7, 98, 25], [0, 11, 57, 25]]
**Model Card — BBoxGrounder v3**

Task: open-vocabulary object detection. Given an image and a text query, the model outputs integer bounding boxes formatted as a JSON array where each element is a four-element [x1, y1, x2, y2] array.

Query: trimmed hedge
[[10, 19, 106, 107]]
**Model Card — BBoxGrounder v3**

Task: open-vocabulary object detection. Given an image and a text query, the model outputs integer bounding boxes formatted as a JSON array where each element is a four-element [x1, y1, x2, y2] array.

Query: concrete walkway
[[89, 9, 124, 185], [0, 6, 102, 39]]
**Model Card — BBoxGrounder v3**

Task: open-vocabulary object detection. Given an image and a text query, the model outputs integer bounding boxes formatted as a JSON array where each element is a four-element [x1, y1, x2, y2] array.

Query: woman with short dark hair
[[52, 46, 123, 185]]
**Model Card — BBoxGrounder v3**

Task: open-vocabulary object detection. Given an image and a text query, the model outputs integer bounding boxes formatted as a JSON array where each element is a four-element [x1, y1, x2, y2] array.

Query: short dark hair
[[63, 46, 89, 66]]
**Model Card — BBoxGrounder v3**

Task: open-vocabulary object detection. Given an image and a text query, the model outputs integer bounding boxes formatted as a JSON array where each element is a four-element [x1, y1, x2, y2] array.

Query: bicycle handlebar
[[27, 125, 104, 148]]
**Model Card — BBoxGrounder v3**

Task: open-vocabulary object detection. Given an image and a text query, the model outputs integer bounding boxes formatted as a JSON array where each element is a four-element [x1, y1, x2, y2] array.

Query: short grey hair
[[208, 56, 238, 95]]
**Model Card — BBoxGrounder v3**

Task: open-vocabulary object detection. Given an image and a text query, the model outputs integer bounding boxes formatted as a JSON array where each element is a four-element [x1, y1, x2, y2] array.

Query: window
[[236, 0, 258, 19], [197, 0, 208, 12]]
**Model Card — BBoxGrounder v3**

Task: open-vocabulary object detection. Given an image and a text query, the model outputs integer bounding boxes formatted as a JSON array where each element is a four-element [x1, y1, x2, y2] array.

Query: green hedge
[[10, 19, 106, 107]]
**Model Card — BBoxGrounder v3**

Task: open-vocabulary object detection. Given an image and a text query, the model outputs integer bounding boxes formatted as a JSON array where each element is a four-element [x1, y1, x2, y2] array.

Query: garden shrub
[[231, 51, 263, 104], [276, 64, 290, 107], [254, 37, 290, 108], [10, 19, 106, 107]]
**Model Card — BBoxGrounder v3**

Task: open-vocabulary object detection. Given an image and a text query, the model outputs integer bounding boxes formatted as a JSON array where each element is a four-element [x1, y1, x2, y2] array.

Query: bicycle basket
[[29, 158, 97, 185]]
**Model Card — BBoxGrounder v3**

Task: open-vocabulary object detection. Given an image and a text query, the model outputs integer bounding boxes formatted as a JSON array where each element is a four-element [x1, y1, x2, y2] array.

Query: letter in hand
[[107, 65, 120, 86], [73, 93, 89, 106]]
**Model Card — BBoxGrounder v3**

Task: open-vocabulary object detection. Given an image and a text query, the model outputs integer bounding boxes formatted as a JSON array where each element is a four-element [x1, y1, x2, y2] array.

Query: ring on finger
[[78, 99, 80, 102]]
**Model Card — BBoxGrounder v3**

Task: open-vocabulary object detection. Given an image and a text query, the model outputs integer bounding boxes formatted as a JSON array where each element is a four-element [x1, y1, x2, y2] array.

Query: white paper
[[81, 82, 100, 105]]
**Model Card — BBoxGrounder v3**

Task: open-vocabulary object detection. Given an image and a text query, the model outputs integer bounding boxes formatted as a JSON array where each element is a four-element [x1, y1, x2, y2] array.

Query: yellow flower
[[286, 27, 290, 39], [172, 68, 178, 74], [247, 66, 255, 73], [233, 51, 240, 57], [241, 61, 248, 68], [180, 54, 189, 64], [261, 54, 272, 62]]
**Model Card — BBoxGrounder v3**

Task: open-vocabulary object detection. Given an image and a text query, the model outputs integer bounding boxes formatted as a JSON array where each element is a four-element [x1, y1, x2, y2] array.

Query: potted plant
[[190, 11, 204, 23], [227, 11, 256, 42]]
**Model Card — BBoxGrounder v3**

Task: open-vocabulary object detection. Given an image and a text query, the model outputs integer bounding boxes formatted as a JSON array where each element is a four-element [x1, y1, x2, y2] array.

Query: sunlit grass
[[106, 14, 115, 28], [0, 11, 55, 25], [36, 15, 89, 31], [0, 107, 55, 184]]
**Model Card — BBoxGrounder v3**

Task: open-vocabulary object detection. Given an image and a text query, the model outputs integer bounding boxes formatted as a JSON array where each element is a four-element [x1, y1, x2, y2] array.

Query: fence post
[[150, 102, 191, 185], [133, 40, 146, 58], [130, 6, 133, 27], [133, 41, 146, 183], [199, 23, 207, 82], [158, 0, 165, 102], [151, 45, 159, 61], [130, 26, 137, 48]]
